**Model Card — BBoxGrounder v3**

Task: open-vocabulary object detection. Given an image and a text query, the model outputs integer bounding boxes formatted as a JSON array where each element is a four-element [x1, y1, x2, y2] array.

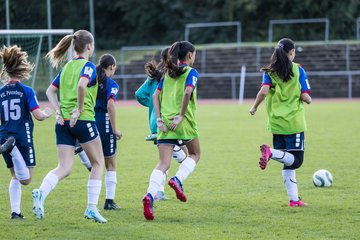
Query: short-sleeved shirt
[[157, 65, 199, 140], [157, 67, 199, 91], [52, 58, 97, 121], [264, 62, 311, 134], [262, 65, 311, 93], [0, 81, 39, 146], [94, 77, 119, 136]]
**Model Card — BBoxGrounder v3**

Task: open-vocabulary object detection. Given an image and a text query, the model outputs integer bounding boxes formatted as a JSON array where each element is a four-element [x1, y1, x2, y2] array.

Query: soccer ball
[[312, 169, 333, 187]]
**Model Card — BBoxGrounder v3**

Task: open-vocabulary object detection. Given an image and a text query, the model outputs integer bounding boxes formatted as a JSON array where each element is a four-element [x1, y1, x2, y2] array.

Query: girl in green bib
[[249, 38, 312, 207], [142, 41, 200, 220], [32, 30, 107, 223]]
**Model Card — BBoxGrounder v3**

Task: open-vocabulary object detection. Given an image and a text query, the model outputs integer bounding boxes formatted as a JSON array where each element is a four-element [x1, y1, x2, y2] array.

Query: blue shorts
[[1, 140, 36, 168], [273, 132, 305, 170], [273, 132, 305, 151], [56, 120, 99, 146], [157, 139, 191, 146], [99, 133, 117, 157]]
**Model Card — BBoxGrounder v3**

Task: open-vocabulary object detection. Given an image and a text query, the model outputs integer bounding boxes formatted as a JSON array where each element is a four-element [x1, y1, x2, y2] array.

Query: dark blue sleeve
[[107, 78, 119, 101], [23, 85, 39, 111], [185, 69, 199, 88], [157, 78, 164, 91], [80, 62, 97, 86], [262, 72, 272, 86], [51, 70, 62, 88], [298, 66, 311, 93]]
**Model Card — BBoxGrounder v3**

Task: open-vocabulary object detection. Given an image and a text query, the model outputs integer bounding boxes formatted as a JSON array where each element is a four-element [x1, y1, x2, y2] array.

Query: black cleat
[[74, 145, 83, 155], [104, 199, 121, 210], [0, 137, 16, 154], [11, 212, 24, 220]]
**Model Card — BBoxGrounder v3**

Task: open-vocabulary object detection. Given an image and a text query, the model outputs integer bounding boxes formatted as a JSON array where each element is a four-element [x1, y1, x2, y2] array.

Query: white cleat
[[32, 189, 44, 220], [84, 207, 107, 223]]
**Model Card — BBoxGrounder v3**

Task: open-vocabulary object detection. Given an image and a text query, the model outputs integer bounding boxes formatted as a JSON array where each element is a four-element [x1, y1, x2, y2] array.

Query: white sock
[[9, 179, 21, 214], [172, 145, 187, 163], [10, 146, 30, 181], [39, 172, 59, 200], [175, 157, 196, 183], [271, 149, 295, 166], [105, 171, 117, 200], [159, 170, 168, 192], [78, 151, 92, 169], [147, 169, 164, 198], [282, 169, 299, 201], [87, 179, 102, 207]]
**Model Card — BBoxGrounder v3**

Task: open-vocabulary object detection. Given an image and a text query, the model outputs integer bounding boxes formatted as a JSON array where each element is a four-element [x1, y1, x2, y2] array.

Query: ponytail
[[46, 34, 73, 69], [261, 38, 295, 82], [46, 30, 94, 69], [0, 45, 34, 83], [165, 41, 195, 79], [144, 47, 170, 81]]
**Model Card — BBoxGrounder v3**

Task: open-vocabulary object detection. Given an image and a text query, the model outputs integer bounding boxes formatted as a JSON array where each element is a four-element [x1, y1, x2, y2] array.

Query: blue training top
[[94, 77, 119, 136], [0, 81, 39, 146]]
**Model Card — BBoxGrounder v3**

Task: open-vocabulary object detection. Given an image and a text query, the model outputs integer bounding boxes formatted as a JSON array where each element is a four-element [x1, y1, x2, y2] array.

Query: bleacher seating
[[117, 43, 360, 99]]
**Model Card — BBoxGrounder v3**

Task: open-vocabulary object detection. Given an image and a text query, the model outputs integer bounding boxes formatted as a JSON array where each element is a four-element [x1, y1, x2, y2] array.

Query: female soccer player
[[0, 45, 52, 219], [135, 47, 187, 201], [249, 38, 312, 207], [76, 53, 122, 210], [32, 30, 108, 223], [142, 41, 200, 220]]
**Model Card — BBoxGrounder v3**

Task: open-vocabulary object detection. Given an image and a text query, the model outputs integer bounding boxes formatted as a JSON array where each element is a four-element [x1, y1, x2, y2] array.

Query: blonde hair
[[0, 45, 34, 84], [46, 30, 94, 69]]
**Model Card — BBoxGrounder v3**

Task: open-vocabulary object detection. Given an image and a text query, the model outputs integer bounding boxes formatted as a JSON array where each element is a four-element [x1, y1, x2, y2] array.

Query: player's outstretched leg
[[259, 144, 271, 170], [142, 193, 154, 220], [168, 176, 187, 202], [32, 189, 44, 220]]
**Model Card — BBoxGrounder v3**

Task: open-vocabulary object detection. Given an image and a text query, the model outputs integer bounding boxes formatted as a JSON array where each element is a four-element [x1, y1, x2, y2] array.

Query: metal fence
[[117, 41, 360, 101]]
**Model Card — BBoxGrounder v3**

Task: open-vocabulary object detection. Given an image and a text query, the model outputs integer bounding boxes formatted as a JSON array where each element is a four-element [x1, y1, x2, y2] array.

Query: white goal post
[[0, 29, 74, 95]]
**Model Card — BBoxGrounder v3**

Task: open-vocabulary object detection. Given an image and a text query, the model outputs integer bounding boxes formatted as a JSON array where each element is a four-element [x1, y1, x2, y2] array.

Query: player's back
[[0, 81, 36, 145]]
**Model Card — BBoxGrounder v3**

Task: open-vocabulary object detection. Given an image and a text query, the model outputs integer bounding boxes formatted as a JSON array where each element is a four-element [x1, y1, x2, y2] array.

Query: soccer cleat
[[0, 136, 16, 154], [104, 199, 121, 210], [11, 212, 24, 220], [142, 193, 154, 220], [259, 144, 271, 170], [84, 207, 107, 223], [32, 189, 44, 220], [289, 199, 308, 207], [145, 133, 157, 141], [168, 176, 187, 202], [74, 145, 83, 155], [154, 191, 169, 201]]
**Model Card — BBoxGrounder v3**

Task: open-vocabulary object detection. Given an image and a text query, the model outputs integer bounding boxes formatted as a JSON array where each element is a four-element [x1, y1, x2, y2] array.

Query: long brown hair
[[261, 38, 295, 82], [46, 30, 94, 69], [144, 47, 169, 81], [0, 45, 34, 83], [165, 41, 195, 78]]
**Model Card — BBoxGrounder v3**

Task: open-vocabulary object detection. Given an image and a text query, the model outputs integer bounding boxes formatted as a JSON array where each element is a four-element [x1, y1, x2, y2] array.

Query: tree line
[[0, 0, 359, 49]]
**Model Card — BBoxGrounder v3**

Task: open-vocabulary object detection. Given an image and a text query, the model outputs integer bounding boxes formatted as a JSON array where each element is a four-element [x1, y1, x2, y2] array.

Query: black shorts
[[273, 132, 305, 170], [2, 144, 36, 168], [157, 139, 191, 146], [56, 120, 99, 146]]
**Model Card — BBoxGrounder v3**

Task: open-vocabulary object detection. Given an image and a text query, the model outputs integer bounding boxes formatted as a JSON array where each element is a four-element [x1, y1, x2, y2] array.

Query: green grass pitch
[[0, 100, 359, 239]]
